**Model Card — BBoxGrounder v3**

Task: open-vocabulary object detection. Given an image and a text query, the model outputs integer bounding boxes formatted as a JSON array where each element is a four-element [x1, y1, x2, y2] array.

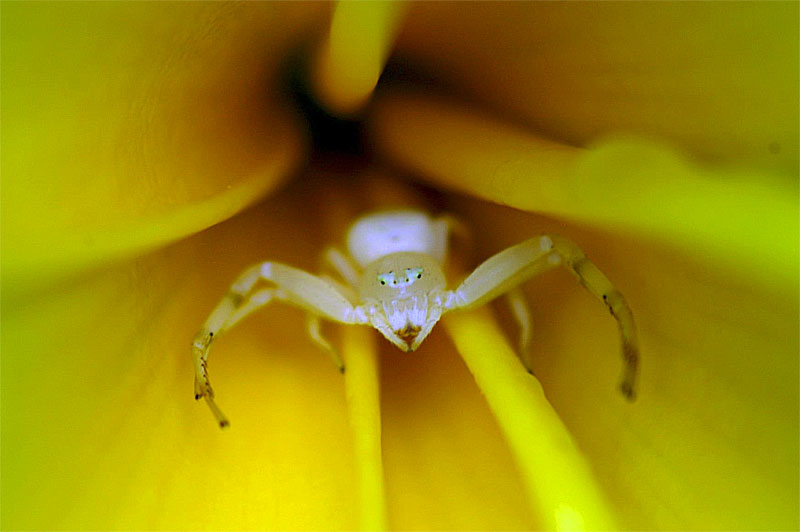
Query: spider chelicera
[[193, 209, 639, 427]]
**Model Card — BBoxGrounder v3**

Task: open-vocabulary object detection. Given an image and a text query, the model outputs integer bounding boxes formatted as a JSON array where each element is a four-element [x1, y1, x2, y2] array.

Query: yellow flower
[[2, 2, 797, 531]]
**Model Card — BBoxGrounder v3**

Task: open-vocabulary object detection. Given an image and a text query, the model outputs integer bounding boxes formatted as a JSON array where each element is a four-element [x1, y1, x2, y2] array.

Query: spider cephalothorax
[[357, 251, 447, 351], [193, 209, 639, 428]]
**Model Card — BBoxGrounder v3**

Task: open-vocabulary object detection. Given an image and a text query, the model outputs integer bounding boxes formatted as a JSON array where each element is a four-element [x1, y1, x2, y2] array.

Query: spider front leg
[[192, 261, 367, 428], [451, 235, 639, 400], [506, 286, 534, 373], [306, 313, 345, 373]]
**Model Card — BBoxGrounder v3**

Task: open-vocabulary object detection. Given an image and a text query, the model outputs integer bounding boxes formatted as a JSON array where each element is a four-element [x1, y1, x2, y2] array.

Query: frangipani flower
[[2, 2, 797, 531]]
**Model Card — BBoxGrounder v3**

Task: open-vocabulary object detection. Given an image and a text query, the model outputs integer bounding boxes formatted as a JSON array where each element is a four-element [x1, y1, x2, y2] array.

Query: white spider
[[193, 209, 639, 427]]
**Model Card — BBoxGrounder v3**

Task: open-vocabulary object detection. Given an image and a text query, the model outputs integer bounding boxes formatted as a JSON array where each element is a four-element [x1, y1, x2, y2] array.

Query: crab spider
[[193, 210, 639, 427]]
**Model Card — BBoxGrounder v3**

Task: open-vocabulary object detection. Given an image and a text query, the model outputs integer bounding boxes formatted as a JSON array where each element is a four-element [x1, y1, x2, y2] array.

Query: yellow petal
[[393, 2, 798, 173], [1, 2, 321, 291], [367, 83, 798, 526], [342, 325, 387, 530], [1, 177, 537, 530], [368, 90, 798, 289], [444, 307, 617, 531], [311, 1, 407, 116], [443, 198, 799, 530], [1, 192, 356, 530], [5, 2, 797, 530]]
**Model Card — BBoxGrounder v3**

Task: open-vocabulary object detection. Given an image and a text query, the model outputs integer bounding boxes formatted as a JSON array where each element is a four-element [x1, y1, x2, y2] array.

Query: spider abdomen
[[346, 210, 442, 267]]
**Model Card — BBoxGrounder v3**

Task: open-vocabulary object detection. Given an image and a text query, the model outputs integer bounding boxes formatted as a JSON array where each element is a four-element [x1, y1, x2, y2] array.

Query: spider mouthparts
[[396, 324, 422, 351]]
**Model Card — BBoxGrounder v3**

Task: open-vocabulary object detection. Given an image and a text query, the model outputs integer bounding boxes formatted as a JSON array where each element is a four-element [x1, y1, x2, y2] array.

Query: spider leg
[[306, 313, 345, 373], [225, 289, 276, 330], [323, 247, 361, 287], [193, 261, 367, 428], [505, 287, 534, 373], [306, 272, 362, 373], [450, 235, 639, 400]]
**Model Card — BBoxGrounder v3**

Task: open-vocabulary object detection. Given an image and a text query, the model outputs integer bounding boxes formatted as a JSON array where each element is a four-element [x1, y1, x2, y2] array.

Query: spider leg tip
[[619, 381, 637, 402]]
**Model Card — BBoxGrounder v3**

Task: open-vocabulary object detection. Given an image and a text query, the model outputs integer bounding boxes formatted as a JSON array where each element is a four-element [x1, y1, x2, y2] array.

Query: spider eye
[[380, 280, 385, 285], [406, 267, 423, 281]]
